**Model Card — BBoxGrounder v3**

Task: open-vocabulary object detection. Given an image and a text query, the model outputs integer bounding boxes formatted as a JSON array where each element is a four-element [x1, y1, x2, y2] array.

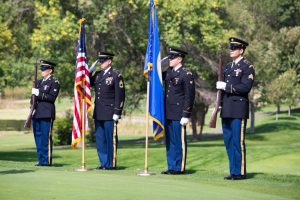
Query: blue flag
[[144, 0, 165, 140]]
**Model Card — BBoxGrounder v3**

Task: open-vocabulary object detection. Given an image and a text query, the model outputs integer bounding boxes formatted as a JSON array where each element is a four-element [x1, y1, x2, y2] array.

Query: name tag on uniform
[[44, 85, 49, 90]]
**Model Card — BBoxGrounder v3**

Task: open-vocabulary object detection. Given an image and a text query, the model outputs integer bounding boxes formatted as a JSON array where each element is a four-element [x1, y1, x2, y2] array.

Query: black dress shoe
[[170, 171, 184, 175], [107, 167, 116, 170], [232, 175, 246, 180], [35, 163, 50, 167], [161, 170, 173, 175], [96, 166, 105, 170], [224, 175, 233, 180]]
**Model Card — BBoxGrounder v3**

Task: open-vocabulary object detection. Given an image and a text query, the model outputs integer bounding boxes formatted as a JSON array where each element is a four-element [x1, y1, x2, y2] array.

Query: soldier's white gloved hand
[[88, 59, 99, 74], [216, 81, 226, 90], [180, 117, 189, 126], [32, 88, 39, 96], [113, 114, 120, 122]]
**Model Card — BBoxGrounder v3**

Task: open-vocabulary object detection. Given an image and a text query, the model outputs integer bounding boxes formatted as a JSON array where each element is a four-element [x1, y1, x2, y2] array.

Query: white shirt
[[42, 75, 51, 82], [103, 66, 111, 75], [233, 56, 243, 66], [173, 64, 182, 72]]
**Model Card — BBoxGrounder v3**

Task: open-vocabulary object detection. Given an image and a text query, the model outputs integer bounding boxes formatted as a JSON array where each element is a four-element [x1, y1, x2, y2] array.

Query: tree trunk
[[191, 113, 198, 140], [277, 104, 280, 113], [250, 101, 255, 133], [191, 104, 209, 140], [276, 104, 280, 120], [288, 106, 291, 116], [198, 106, 208, 138]]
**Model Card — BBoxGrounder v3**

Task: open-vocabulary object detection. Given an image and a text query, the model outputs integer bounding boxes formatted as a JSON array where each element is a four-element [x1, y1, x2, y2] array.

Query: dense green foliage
[[0, 0, 299, 110]]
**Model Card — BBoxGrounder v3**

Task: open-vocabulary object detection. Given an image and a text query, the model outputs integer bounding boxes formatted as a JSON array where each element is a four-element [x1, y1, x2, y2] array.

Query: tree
[[282, 69, 300, 116], [31, 0, 78, 96], [225, 0, 300, 130], [266, 69, 299, 120], [158, 0, 231, 138], [0, 21, 18, 93]]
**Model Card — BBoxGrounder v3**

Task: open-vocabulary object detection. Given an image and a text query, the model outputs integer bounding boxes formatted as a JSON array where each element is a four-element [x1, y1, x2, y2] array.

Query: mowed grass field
[[0, 106, 300, 200]]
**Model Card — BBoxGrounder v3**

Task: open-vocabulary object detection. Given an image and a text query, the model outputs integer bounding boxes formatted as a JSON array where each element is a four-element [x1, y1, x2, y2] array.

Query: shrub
[[53, 110, 73, 145], [53, 110, 96, 146]]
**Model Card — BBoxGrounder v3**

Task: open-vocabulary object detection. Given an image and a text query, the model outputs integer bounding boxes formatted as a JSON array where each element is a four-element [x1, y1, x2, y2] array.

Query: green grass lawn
[[0, 109, 300, 199]]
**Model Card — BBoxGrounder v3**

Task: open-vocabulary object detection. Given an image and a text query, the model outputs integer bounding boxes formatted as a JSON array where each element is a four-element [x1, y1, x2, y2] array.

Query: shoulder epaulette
[[113, 69, 120, 74], [54, 78, 60, 84], [51, 76, 59, 84], [182, 67, 193, 75], [113, 69, 123, 77], [243, 59, 252, 65]]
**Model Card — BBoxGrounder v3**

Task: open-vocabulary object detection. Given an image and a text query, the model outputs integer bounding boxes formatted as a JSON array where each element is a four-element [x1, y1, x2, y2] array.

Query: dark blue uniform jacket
[[221, 58, 255, 119], [163, 66, 195, 120], [33, 75, 60, 120], [90, 67, 125, 120]]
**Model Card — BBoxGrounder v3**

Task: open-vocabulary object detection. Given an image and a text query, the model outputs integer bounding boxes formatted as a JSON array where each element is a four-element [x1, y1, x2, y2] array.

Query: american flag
[[71, 18, 92, 148]]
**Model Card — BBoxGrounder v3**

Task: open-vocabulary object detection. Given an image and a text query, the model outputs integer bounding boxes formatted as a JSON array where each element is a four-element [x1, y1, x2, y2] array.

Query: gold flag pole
[[138, 65, 155, 176], [74, 82, 88, 172], [73, 18, 89, 172]]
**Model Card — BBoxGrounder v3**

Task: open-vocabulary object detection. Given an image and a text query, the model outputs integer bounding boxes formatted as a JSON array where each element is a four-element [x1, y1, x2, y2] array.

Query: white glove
[[32, 88, 39, 96], [88, 59, 99, 73], [180, 117, 189, 126], [216, 81, 226, 91], [113, 114, 120, 122]]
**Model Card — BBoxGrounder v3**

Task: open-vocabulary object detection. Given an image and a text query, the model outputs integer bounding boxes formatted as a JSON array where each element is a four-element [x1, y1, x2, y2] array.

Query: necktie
[[231, 62, 236, 68]]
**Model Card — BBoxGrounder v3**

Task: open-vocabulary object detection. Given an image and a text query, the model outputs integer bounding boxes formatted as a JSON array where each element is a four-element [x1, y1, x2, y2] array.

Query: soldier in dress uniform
[[31, 60, 60, 166], [90, 51, 125, 170], [161, 47, 195, 175], [216, 37, 255, 180]]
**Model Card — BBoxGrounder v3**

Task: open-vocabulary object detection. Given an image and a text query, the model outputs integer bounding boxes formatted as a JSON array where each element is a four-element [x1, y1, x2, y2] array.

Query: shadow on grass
[[248, 121, 300, 140], [246, 172, 264, 179], [90, 166, 128, 170], [263, 107, 300, 117], [0, 169, 35, 175], [0, 151, 62, 163], [188, 143, 224, 148], [51, 163, 70, 167], [117, 134, 224, 149], [115, 166, 128, 170], [0, 151, 37, 162], [184, 169, 197, 175]]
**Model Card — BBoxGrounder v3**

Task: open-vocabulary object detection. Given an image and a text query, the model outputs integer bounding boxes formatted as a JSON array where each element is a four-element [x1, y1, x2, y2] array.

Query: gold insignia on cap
[[119, 80, 124, 88], [248, 74, 254, 80], [187, 72, 192, 75]]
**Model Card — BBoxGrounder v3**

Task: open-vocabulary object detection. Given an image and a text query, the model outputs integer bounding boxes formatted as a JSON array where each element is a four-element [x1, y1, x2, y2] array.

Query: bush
[[53, 110, 73, 145], [86, 113, 95, 143], [53, 110, 96, 146]]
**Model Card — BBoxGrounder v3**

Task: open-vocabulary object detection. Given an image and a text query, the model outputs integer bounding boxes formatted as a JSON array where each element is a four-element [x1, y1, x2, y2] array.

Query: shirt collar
[[104, 66, 111, 75], [43, 75, 51, 82], [233, 56, 243, 65], [173, 64, 182, 72]]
